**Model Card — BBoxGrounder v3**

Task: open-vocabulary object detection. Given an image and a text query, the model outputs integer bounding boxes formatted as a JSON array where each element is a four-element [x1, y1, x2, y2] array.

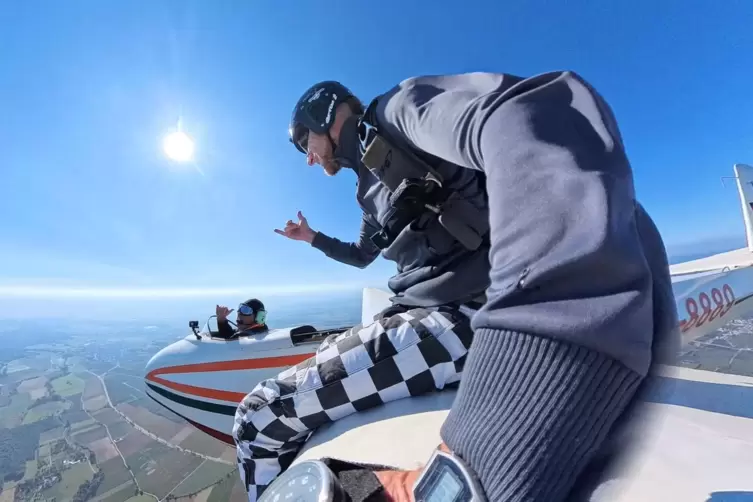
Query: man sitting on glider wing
[[233, 72, 679, 502]]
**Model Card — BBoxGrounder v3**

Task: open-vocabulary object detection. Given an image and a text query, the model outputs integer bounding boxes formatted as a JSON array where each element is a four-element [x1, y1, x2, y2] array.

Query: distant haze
[[0, 235, 746, 322], [0, 286, 367, 324], [666, 235, 746, 264]]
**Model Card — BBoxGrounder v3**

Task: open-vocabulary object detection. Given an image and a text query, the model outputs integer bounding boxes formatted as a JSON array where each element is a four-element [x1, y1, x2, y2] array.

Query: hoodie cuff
[[310, 231, 330, 250], [440, 329, 642, 501]]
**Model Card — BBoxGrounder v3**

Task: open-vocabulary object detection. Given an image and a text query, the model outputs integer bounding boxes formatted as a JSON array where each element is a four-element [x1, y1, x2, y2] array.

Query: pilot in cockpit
[[215, 298, 269, 339]]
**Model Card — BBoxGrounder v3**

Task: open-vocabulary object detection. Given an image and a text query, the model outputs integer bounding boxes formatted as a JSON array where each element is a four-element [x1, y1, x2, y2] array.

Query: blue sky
[[1, 0, 753, 306]]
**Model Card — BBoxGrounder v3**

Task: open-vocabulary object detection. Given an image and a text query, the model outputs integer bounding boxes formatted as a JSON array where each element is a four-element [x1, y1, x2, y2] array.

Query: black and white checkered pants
[[231, 305, 474, 502]]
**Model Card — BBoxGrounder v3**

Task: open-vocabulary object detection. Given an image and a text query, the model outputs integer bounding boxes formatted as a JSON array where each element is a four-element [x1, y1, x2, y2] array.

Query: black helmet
[[288, 81, 356, 154], [239, 298, 266, 324]]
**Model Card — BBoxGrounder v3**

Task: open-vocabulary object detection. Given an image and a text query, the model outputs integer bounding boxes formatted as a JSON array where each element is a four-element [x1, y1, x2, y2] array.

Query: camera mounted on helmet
[[289, 81, 357, 154]]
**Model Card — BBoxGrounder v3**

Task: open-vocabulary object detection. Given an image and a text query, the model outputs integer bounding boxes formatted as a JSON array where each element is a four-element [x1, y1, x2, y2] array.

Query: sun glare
[[163, 131, 195, 162]]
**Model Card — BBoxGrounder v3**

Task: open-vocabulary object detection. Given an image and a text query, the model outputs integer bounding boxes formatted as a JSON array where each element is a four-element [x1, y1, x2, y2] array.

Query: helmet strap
[[327, 131, 338, 156]]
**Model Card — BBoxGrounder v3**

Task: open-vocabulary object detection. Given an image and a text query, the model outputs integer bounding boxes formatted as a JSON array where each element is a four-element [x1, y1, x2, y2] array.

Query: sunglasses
[[290, 123, 309, 154]]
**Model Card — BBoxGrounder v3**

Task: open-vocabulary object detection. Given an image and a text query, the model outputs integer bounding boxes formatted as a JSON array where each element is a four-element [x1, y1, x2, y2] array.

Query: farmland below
[[0, 321, 246, 501]]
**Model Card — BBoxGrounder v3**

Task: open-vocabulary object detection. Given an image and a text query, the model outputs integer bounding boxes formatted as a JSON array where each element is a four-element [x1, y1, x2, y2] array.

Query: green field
[[178, 429, 231, 459], [124, 496, 157, 502], [131, 396, 182, 422], [63, 409, 92, 426], [0, 392, 31, 428], [172, 460, 235, 497], [39, 426, 65, 444], [51, 374, 86, 397], [73, 424, 109, 444], [108, 420, 133, 440], [207, 473, 238, 502], [72, 422, 101, 437], [71, 417, 97, 431], [24, 460, 37, 481], [42, 462, 94, 501], [94, 480, 135, 502], [5, 359, 32, 373], [94, 457, 133, 497], [131, 445, 203, 499], [104, 376, 142, 406], [66, 390, 85, 412], [22, 400, 70, 424], [93, 408, 123, 427]]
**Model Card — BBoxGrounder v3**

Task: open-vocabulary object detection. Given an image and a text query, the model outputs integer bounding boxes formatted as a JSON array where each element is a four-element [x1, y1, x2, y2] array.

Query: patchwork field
[[0, 392, 31, 427], [206, 473, 247, 502], [51, 373, 86, 397], [5, 360, 31, 374], [108, 372, 147, 392], [94, 407, 124, 427], [89, 437, 120, 463], [127, 442, 203, 499], [85, 395, 108, 411], [132, 395, 184, 421], [227, 476, 248, 502], [0, 487, 15, 502], [29, 387, 47, 400], [2, 352, 245, 502], [91, 480, 134, 502], [39, 426, 65, 444], [175, 486, 213, 502], [66, 392, 84, 413], [86, 361, 119, 374], [169, 425, 193, 444], [22, 400, 70, 424], [93, 457, 132, 498], [63, 409, 93, 426], [104, 376, 143, 406], [179, 429, 234, 459], [71, 417, 96, 431], [39, 441, 52, 459], [8, 356, 51, 373], [117, 429, 153, 458], [118, 402, 183, 439], [84, 375, 106, 399], [71, 421, 101, 437], [73, 424, 109, 444], [14, 459, 38, 487], [17, 376, 47, 397], [123, 496, 157, 502], [41, 462, 94, 501], [171, 460, 235, 498], [109, 420, 133, 440]]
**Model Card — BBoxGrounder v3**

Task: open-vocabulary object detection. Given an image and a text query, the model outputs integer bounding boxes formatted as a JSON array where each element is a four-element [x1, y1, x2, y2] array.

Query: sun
[[162, 131, 195, 162]]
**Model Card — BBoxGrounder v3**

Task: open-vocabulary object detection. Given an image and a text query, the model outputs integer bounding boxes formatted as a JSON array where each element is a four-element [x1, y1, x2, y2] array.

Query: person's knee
[[233, 379, 279, 438]]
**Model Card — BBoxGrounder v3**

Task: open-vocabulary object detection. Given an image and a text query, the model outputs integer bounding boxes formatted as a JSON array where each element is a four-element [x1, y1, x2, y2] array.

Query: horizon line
[[0, 281, 385, 299]]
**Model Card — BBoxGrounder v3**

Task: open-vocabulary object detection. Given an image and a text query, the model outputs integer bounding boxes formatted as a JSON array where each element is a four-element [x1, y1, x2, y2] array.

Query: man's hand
[[216, 305, 233, 322], [274, 211, 316, 243], [374, 443, 452, 502], [375, 469, 421, 502]]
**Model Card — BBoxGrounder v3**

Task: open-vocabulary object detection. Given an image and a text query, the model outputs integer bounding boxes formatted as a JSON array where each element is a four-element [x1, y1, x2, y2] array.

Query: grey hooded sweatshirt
[[312, 70, 678, 501]]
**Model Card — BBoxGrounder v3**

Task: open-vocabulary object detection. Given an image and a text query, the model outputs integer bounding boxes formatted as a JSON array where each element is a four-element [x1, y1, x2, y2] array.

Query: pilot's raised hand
[[216, 305, 234, 321], [274, 211, 316, 243]]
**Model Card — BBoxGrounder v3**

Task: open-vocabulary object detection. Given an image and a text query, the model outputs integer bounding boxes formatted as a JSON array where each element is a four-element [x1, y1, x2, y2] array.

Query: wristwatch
[[257, 446, 486, 502], [412, 448, 486, 502]]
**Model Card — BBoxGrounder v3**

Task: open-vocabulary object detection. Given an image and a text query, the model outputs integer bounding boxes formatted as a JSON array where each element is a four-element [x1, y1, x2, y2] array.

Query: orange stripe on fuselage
[[145, 353, 313, 404]]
